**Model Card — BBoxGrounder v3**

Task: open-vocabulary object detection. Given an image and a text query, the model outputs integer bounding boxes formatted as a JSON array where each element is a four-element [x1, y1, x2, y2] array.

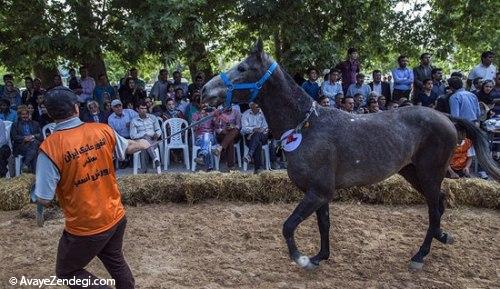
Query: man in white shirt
[[130, 101, 162, 173], [320, 69, 342, 105], [468, 51, 496, 89], [77, 66, 95, 104], [241, 102, 272, 173]]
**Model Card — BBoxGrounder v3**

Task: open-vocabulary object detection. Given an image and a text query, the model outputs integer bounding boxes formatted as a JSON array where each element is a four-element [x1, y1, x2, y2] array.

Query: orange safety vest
[[40, 122, 125, 236]]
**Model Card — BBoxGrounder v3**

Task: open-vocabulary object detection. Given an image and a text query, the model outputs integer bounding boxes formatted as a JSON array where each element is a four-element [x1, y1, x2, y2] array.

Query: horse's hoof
[[296, 255, 318, 270], [409, 260, 424, 271]]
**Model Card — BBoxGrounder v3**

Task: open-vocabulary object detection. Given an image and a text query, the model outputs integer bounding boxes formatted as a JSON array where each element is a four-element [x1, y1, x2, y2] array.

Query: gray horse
[[202, 41, 500, 270]]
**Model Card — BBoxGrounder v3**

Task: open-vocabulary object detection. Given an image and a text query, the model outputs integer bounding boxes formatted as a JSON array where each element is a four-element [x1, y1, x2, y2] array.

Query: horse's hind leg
[[283, 190, 328, 269], [399, 165, 453, 270], [310, 203, 330, 266]]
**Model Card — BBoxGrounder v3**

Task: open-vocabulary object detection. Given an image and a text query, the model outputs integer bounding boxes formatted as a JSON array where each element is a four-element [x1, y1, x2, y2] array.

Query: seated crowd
[[0, 49, 499, 178]]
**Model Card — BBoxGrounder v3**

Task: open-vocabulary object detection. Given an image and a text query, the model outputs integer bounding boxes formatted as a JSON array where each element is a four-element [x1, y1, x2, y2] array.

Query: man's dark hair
[[450, 71, 463, 78], [24, 76, 33, 82], [175, 87, 184, 92], [173, 70, 181, 76], [372, 70, 382, 76], [318, 95, 328, 102], [137, 100, 148, 108], [481, 51, 494, 59], [447, 77, 463, 90], [79, 66, 87, 71], [431, 68, 442, 75], [356, 73, 365, 79], [98, 73, 106, 79], [45, 86, 79, 120], [347, 48, 357, 55], [0, 98, 10, 106], [473, 77, 483, 87], [329, 68, 341, 75], [159, 68, 168, 75], [423, 78, 433, 85], [130, 68, 138, 72], [306, 67, 318, 75], [342, 96, 354, 103], [420, 53, 430, 59], [397, 55, 407, 62], [195, 74, 203, 81], [3, 74, 13, 82]]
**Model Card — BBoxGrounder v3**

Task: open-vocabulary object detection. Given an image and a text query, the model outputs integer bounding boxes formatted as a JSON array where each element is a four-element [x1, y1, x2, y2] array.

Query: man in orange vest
[[33, 87, 151, 289]]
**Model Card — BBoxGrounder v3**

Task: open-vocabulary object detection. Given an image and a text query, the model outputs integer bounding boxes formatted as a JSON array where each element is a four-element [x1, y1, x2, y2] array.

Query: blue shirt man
[[107, 99, 139, 138], [449, 88, 481, 122], [301, 67, 320, 100], [346, 73, 371, 99]]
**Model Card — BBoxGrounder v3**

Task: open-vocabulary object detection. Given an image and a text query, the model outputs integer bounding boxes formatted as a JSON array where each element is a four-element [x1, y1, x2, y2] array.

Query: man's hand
[[449, 171, 460, 179]]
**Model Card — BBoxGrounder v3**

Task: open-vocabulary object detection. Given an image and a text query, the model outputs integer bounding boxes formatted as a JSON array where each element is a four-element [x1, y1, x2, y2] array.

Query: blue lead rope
[[220, 62, 278, 108]]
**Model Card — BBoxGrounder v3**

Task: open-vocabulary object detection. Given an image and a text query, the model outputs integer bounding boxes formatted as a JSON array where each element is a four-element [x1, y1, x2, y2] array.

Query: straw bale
[[0, 174, 35, 210]]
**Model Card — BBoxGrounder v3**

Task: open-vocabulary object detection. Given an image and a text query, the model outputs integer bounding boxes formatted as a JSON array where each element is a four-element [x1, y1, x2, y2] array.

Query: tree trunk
[[185, 40, 213, 81], [83, 53, 107, 80], [33, 64, 59, 89]]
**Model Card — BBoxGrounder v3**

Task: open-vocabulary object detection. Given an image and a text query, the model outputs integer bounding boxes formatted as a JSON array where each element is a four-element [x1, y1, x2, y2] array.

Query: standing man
[[32, 87, 151, 289], [369, 70, 392, 101], [431, 68, 446, 97], [320, 69, 342, 104], [448, 77, 481, 123], [335, 48, 361, 94], [301, 67, 320, 100], [391, 55, 414, 101], [77, 66, 95, 105], [130, 68, 146, 90], [150, 69, 170, 102], [413, 53, 434, 97], [467, 51, 496, 89], [171, 70, 188, 97]]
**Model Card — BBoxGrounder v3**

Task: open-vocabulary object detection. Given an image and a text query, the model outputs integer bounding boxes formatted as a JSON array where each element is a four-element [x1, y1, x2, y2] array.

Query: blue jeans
[[196, 133, 216, 169]]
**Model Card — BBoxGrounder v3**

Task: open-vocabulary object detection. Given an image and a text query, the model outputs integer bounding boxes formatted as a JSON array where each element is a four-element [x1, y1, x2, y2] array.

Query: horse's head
[[202, 39, 276, 107]]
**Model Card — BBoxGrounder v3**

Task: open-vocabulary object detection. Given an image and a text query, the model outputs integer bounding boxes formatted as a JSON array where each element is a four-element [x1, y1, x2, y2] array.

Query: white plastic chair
[[214, 139, 242, 170], [132, 147, 161, 175], [3, 121, 23, 177], [162, 118, 190, 170], [242, 133, 271, 171], [42, 123, 56, 139]]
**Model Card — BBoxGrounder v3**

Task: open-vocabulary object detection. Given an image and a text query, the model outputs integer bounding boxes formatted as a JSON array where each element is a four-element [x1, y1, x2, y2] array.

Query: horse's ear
[[251, 38, 264, 59]]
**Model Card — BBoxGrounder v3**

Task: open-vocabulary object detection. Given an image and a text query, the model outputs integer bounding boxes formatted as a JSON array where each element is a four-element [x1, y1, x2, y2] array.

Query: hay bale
[[1, 171, 499, 211], [0, 174, 34, 210]]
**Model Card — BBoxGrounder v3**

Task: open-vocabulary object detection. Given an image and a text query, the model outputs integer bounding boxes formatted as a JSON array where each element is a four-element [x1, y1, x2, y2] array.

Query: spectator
[[431, 68, 446, 97], [391, 55, 414, 101], [387, 101, 399, 110], [467, 51, 497, 89], [414, 79, 438, 107], [93, 74, 116, 111], [166, 83, 176, 100], [192, 104, 219, 171], [118, 77, 147, 109], [164, 98, 185, 119], [0, 119, 10, 178], [413, 53, 434, 96], [471, 77, 483, 93], [174, 87, 189, 113], [1, 80, 21, 110], [241, 102, 273, 173], [378, 95, 387, 110], [333, 93, 344, 109], [301, 67, 320, 100], [82, 100, 109, 124], [130, 101, 162, 173], [448, 76, 480, 123], [107, 99, 139, 138], [22, 77, 37, 107], [0, 74, 14, 95], [353, 93, 366, 112], [215, 106, 241, 170], [347, 73, 371, 100], [171, 70, 188, 97], [51, 75, 64, 89], [188, 72, 206, 97], [11, 105, 42, 173], [150, 68, 170, 102], [475, 80, 496, 121], [318, 95, 331, 107], [369, 70, 392, 101], [321, 69, 342, 103], [435, 72, 463, 114], [144, 97, 154, 114], [130, 68, 146, 89], [491, 72, 500, 115], [185, 90, 201, 124], [27, 104, 35, 120], [367, 98, 380, 113], [447, 130, 474, 179], [76, 66, 95, 105], [341, 96, 355, 113], [0, 99, 17, 122], [335, 47, 361, 94], [32, 95, 52, 128], [68, 68, 81, 91]]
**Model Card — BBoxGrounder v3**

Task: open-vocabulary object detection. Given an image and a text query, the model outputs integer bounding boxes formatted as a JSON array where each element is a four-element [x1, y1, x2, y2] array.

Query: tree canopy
[[0, 0, 498, 86]]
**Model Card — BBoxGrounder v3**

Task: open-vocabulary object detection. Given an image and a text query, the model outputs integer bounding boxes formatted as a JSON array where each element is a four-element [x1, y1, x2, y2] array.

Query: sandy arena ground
[[0, 201, 498, 289]]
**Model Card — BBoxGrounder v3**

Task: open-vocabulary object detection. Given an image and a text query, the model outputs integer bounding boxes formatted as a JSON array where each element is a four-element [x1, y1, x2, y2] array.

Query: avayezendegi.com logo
[[9, 276, 115, 287]]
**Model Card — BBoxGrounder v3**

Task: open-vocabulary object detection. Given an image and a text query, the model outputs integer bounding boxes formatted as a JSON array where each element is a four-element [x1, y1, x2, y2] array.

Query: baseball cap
[[111, 99, 122, 107]]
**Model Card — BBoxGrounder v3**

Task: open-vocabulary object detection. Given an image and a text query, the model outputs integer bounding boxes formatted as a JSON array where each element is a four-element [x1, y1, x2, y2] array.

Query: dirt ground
[[0, 201, 498, 289]]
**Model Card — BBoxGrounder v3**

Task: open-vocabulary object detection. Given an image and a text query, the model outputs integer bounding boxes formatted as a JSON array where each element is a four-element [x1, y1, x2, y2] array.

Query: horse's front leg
[[310, 203, 330, 266], [283, 190, 328, 270]]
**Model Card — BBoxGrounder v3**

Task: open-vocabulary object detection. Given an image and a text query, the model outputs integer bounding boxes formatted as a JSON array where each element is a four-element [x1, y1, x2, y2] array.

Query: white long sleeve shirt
[[241, 109, 268, 134]]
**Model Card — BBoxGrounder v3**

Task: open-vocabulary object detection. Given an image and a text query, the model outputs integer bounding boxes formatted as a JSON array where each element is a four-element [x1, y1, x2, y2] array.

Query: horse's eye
[[237, 66, 246, 72]]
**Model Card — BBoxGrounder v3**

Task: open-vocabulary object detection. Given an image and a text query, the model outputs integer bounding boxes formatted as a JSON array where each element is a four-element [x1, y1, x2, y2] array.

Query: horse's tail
[[448, 115, 500, 182]]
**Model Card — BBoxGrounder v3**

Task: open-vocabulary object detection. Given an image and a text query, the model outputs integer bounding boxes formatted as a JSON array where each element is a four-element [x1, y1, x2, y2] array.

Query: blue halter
[[219, 62, 278, 108]]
